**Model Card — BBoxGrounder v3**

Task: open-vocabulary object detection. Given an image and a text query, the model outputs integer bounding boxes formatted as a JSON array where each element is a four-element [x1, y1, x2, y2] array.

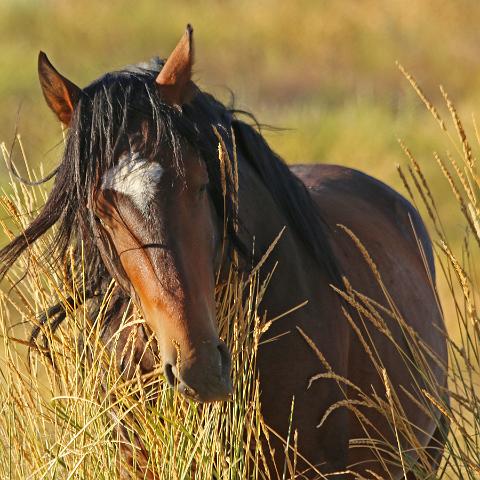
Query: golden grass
[[0, 225, 276, 478], [0, 69, 479, 479], [0, 139, 277, 479]]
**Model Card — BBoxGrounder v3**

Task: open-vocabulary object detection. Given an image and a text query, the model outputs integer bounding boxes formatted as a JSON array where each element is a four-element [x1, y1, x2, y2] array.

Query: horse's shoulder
[[290, 163, 434, 274]]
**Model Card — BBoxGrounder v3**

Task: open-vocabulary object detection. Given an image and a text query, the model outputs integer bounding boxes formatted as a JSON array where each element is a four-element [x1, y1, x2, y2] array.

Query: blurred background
[[1, 0, 479, 330]]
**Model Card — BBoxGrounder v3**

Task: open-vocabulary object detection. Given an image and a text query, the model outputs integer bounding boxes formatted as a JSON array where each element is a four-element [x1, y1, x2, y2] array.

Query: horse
[[0, 25, 448, 478]]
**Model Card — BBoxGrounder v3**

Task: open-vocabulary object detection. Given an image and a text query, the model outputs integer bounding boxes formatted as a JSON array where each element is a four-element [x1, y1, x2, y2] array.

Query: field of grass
[[0, 87, 479, 477], [0, 1, 479, 478]]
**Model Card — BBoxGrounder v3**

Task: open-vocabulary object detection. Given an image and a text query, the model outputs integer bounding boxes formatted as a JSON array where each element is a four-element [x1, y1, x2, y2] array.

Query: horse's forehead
[[101, 152, 164, 213]]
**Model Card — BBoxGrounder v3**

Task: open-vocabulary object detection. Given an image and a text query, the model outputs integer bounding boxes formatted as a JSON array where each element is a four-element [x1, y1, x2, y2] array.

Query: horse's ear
[[38, 51, 82, 126], [156, 24, 196, 106]]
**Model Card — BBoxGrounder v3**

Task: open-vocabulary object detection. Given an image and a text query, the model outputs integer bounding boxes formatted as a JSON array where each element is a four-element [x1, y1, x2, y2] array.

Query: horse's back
[[291, 163, 435, 275], [290, 163, 447, 476]]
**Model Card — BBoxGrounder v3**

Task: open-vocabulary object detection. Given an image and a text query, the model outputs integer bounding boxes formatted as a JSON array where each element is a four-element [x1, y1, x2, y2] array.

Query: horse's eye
[[96, 216, 106, 228]]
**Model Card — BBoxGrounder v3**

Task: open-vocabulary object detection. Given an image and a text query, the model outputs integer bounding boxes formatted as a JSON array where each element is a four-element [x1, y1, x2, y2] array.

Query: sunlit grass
[[0, 56, 479, 479], [0, 197, 275, 478]]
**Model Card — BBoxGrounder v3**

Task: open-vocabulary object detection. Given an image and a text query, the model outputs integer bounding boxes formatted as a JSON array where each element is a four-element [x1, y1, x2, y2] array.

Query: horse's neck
[[236, 157, 315, 316]]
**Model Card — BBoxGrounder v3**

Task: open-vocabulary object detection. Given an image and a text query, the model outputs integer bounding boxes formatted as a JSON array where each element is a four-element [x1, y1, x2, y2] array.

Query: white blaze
[[101, 152, 163, 213]]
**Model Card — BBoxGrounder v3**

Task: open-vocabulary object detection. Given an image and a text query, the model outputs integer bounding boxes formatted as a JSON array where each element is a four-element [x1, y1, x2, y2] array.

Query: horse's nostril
[[164, 362, 176, 387]]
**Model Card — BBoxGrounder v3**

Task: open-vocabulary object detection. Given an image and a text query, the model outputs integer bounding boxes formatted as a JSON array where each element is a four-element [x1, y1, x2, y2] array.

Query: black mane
[[0, 58, 340, 349]]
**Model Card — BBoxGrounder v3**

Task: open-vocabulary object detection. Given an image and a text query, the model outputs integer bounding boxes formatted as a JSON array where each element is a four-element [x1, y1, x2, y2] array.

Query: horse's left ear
[[156, 24, 196, 106], [38, 52, 82, 126]]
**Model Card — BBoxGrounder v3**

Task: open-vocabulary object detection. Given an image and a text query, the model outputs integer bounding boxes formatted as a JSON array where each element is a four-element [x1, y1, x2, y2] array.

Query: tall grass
[[0, 71, 479, 479], [0, 143, 280, 478], [394, 67, 480, 478]]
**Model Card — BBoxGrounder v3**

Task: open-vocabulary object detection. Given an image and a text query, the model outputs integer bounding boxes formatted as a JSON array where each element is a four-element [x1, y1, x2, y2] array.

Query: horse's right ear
[[156, 25, 196, 106], [38, 52, 82, 126]]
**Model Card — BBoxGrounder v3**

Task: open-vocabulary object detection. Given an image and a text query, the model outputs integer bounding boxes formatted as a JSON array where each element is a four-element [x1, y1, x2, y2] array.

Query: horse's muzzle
[[164, 340, 233, 402]]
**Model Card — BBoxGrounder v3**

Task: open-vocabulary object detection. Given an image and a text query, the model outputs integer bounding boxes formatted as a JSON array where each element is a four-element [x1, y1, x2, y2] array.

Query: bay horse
[[0, 26, 448, 478]]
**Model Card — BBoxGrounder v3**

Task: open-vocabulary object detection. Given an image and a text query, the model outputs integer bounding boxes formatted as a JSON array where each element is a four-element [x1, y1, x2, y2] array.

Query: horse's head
[[37, 26, 233, 402]]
